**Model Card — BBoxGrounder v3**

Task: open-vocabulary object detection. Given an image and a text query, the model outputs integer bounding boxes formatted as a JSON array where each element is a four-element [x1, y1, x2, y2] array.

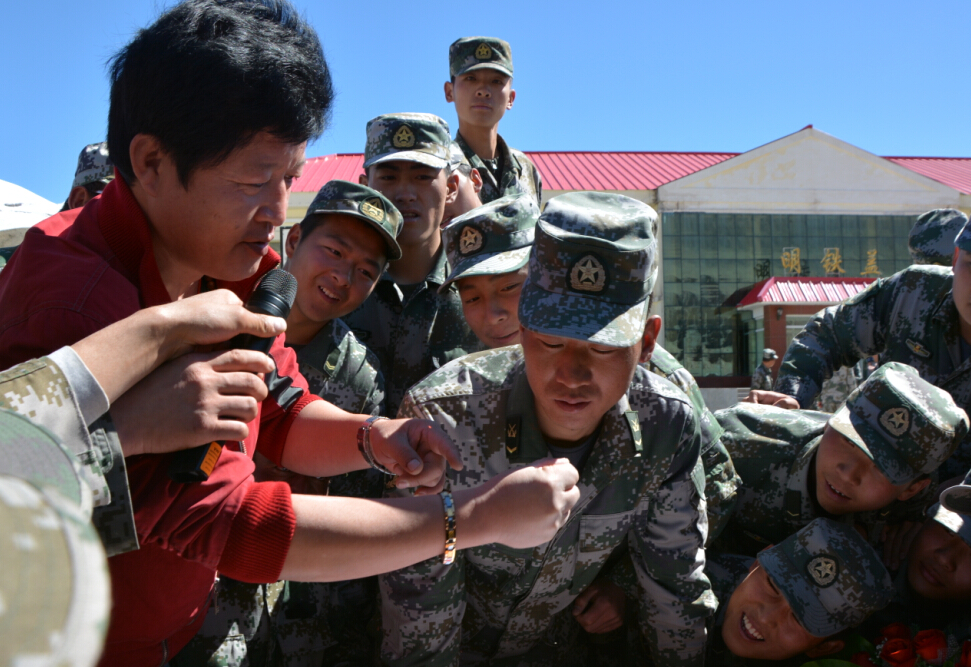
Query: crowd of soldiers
[[2, 1, 971, 666]]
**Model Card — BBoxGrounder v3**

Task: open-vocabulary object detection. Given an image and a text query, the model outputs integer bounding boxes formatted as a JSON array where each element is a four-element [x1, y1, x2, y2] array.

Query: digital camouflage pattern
[[0, 354, 137, 555], [449, 36, 514, 79], [750, 363, 774, 391], [455, 132, 542, 207], [757, 518, 893, 637], [827, 362, 967, 486], [441, 193, 538, 290], [909, 208, 967, 266], [776, 264, 971, 480], [71, 141, 114, 189], [176, 319, 387, 667], [343, 249, 481, 417], [364, 113, 451, 170], [816, 364, 858, 413], [518, 192, 657, 349], [302, 180, 402, 260], [647, 344, 740, 544], [381, 347, 715, 667]]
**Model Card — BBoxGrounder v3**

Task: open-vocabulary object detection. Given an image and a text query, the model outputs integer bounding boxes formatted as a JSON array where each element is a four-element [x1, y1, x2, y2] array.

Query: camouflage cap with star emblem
[[937, 467, 971, 547], [71, 142, 114, 189], [757, 518, 893, 637], [909, 208, 967, 266], [440, 193, 539, 291], [518, 192, 658, 348], [449, 36, 513, 79], [364, 113, 451, 170], [827, 362, 969, 486], [301, 180, 402, 260]]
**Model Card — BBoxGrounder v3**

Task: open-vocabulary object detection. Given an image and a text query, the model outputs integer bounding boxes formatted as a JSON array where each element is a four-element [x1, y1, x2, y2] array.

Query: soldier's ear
[[898, 476, 931, 502], [285, 224, 302, 257], [444, 81, 454, 103], [358, 172, 369, 186], [804, 639, 844, 658], [637, 315, 662, 364], [506, 88, 516, 110], [445, 172, 460, 205], [67, 186, 91, 210]]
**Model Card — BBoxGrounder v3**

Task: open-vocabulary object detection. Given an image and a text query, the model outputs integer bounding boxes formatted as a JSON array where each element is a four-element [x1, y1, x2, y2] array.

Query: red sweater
[[0, 177, 321, 665]]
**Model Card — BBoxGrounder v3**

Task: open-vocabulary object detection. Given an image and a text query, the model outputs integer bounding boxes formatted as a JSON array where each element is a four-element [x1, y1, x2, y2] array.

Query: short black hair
[[108, 0, 333, 186]]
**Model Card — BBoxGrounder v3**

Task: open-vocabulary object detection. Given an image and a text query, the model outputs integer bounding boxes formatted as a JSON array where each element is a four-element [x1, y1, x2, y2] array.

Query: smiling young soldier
[[445, 36, 542, 206], [381, 192, 715, 667], [0, 3, 582, 664], [174, 180, 400, 666], [346, 113, 481, 416], [715, 362, 968, 558], [706, 518, 893, 666]]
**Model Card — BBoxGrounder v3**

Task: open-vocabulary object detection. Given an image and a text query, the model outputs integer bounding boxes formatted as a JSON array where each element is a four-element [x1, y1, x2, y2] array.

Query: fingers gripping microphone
[[168, 269, 299, 483]]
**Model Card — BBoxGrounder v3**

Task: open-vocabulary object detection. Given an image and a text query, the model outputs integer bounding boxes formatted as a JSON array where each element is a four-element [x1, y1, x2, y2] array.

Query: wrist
[[452, 485, 494, 550]]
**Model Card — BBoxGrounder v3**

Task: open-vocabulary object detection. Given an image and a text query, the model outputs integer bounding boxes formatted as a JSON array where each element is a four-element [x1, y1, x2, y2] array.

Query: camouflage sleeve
[[629, 415, 716, 667], [380, 394, 465, 667], [776, 276, 897, 407], [364, 366, 387, 417]]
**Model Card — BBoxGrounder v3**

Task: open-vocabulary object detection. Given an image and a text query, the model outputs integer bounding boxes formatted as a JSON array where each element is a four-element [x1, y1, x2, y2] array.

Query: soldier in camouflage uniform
[[381, 192, 715, 667], [345, 113, 481, 416], [909, 208, 968, 266], [176, 181, 403, 667], [816, 363, 859, 413], [61, 141, 114, 211], [751, 348, 778, 390], [445, 36, 542, 206], [715, 362, 968, 557], [706, 518, 893, 665]]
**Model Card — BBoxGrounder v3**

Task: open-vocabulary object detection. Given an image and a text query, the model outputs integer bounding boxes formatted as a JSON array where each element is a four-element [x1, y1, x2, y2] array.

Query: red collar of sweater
[[94, 175, 281, 307]]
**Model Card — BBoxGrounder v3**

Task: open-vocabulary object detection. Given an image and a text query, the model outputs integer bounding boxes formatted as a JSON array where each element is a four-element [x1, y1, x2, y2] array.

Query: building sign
[[781, 247, 802, 276], [754, 259, 770, 281], [861, 249, 882, 277], [821, 248, 845, 276]]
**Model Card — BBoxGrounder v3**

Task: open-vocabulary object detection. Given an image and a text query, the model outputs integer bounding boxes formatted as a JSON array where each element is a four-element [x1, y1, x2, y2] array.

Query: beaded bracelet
[[440, 490, 457, 565], [357, 416, 394, 475]]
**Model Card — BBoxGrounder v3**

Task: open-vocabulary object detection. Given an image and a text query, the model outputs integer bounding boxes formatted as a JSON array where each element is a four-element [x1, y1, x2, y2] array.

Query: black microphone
[[168, 269, 299, 483]]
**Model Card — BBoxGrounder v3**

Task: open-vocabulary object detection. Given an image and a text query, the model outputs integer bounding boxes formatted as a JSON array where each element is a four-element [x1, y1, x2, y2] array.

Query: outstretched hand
[[742, 390, 800, 409]]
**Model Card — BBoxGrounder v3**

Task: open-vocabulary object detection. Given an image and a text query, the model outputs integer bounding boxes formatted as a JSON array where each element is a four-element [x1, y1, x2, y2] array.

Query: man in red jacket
[[0, 1, 582, 664]]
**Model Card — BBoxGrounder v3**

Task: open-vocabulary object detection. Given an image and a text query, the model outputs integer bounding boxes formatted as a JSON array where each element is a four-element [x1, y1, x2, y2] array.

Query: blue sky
[[2, 1, 968, 203]]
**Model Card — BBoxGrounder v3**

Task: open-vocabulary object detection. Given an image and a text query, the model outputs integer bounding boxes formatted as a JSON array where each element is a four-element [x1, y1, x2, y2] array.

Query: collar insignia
[[906, 339, 931, 358]]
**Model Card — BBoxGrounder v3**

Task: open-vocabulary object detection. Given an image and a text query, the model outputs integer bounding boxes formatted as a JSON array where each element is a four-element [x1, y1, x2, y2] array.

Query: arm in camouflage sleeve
[[776, 275, 898, 407], [629, 419, 716, 667]]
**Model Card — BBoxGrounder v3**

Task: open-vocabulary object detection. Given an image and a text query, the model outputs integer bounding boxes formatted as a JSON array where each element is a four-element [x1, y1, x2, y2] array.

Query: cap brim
[[928, 501, 971, 547], [456, 63, 513, 78], [940, 484, 971, 516], [440, 247, 531, 292], [364, 151, 448, 170], [518, 281, 648, 348], [304, 208, 401, 261], [828, 407, 869, 454], [828, 406, 915, 486], [757, 547, 836, 638]]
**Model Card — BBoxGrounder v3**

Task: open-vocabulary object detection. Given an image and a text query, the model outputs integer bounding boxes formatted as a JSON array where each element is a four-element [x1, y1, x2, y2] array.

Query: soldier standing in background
[[445, 36, 542, 206], [60, 142, 114, 211], [751, 348, 777, 390]]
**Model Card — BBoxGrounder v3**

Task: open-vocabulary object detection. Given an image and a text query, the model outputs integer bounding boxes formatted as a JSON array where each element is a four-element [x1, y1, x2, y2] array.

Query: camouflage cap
[[938, 468, 971, 544], [71, 142, 113, 189], [302, 180, 402, 261], [763, 348, 778, 360], [758, 518, 893, 637], [828, 362, 969, 486], [448, 141, 471, 171], [364, 113, 451, 170], [954, 214, 971, 254], [441, 194, 539, 291], [449, 36, 513, 79], [518, 192, 658, 348], [910, 209, 967, 265]]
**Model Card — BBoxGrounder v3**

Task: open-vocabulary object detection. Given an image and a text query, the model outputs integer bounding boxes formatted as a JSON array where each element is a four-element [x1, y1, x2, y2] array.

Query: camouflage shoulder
[[715, 403, 828, 460], [404, 345, 522, 405], [648, 344, 685, 377], [333, 316, 384, 379], [629, 364, 695, 413]]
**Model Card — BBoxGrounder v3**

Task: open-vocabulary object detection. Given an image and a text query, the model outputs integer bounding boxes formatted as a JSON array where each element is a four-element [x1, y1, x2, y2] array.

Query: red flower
[[879, 623, 912, 642], [957, 640, 971, 667], [849, 651, 879, 667], [880, 638, 916, 667], [913, 629, 947, 666]]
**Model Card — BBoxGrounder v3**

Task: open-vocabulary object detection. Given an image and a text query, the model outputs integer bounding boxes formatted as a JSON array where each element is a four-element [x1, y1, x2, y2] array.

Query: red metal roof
[[292, 152, 971, 194], [737, 277, 875, 308]]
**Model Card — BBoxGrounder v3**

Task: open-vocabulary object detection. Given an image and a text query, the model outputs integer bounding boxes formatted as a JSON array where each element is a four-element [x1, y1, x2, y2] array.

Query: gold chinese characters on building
[[821, 248, 845, 276], [781, 247, 802, 276], [861, 249, 882, 277]]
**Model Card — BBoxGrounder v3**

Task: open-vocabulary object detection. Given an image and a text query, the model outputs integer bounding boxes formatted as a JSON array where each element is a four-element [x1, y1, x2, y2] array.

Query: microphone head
[[248, 268, 298, 318]]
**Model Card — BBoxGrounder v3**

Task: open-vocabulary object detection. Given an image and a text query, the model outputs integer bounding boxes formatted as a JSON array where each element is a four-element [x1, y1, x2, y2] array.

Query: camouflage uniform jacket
[[0, 351, 137, 556], [381, 347, 715, 667], [455, 132, 542, 206], [176, 320, 388, 667], [647, 344, 740, 544], [816, 364, 859, 413], [343, 249, 481, 416], [750, 363, 774, 391], [776, 265, 971, 478]]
